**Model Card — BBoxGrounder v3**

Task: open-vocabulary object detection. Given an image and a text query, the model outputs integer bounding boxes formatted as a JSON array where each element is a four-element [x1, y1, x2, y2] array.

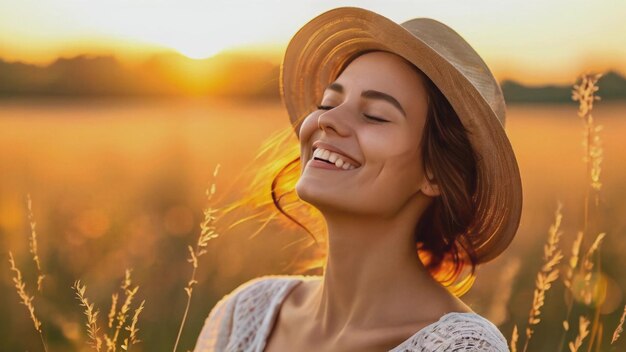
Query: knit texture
[[193, 275, 510, 352]]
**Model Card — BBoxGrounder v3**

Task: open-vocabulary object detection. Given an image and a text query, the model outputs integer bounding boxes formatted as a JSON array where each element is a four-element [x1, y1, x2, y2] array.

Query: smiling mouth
[[310, 147, 359, 170]]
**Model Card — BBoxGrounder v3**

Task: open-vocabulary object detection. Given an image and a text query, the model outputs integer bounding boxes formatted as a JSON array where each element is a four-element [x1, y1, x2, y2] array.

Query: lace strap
[[396, 312, 510, 351]]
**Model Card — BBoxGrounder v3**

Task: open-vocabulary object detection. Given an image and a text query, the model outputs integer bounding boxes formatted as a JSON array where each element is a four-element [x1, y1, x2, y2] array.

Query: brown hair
[[229, 50, 481, 296], [409, 58, 480, 295]]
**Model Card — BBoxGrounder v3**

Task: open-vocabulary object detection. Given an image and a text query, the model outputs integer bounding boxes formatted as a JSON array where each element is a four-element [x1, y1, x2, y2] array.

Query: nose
[[318, 105, 352, 136]]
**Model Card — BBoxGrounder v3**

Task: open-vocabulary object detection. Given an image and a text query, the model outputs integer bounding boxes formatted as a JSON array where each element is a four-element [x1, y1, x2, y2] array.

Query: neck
[[303, 200, 450, 336]]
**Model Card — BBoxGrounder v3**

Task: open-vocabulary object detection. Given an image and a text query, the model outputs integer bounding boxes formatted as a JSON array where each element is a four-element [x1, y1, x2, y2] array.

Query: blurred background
[[1, 0, 625, 351]]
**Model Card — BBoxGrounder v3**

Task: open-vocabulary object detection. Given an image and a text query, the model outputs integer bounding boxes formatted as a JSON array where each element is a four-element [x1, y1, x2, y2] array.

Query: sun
[[173, 44, 223, 60], [150, 33, 229, 60]]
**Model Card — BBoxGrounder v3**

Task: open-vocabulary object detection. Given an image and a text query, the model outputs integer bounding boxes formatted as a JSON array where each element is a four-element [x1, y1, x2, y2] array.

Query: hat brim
[[279, 7, 523, 264]]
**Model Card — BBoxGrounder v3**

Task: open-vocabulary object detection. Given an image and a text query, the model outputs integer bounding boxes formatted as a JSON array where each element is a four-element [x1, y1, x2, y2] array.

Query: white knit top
[[193, 275, 510, 352]]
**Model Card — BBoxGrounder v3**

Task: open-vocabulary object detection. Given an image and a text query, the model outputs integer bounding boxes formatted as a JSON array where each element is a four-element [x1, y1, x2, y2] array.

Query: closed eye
[[316, 105, 389, 123]]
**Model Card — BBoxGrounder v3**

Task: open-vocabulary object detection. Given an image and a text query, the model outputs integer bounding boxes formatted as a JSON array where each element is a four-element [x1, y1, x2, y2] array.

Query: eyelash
[[316, 105, 389, 123]]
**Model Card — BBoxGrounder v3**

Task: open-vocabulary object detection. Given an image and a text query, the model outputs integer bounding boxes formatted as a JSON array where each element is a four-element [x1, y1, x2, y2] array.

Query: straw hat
[[279, 6, 523, 264]]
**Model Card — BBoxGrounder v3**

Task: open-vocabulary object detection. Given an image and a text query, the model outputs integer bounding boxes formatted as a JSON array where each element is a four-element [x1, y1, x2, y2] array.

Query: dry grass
[[520, 202, 564, 352], [173, 164, 221, 352], [8, 251, 48, 351], [8, 251, 42, 332], [568, 316, 591, 352], [72, 280, 103, 352], [563, 231, 583, 294], [26, 193, 46, 292], [105, 269, 140, 352], [7, 162, 222, 351], [9, 187, 145, 352], [7, 196, 49, 352], [121, 299, 145, 351], [510, 324, 519, 352], [570, 72, 605, 352], [512, 72, 624, 352], [107, 293, 119, 329], [573, 73, 604, 196], [611, 304, 626, 345], [73, 269, 144, 352], [580, 232, 606, 306]]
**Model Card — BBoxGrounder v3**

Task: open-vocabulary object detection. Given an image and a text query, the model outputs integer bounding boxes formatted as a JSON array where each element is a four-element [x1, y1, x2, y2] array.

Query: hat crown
[[400, 18, 506, 126]]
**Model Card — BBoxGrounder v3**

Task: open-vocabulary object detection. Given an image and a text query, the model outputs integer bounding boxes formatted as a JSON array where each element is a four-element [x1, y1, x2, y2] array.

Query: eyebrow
[[324, 82, 407, 118]]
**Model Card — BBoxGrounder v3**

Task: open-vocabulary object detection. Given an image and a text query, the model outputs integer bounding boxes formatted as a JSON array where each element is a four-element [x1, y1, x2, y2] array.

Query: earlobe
[[421, 181, 440, 197], [421, 168, 441, 197]]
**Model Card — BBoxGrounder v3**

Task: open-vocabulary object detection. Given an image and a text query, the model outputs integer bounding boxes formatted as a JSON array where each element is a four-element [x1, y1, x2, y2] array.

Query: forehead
[[337, 52, 422, 89]]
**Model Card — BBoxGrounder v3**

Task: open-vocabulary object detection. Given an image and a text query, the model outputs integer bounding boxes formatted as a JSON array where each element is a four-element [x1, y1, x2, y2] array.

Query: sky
[[0, 0, 624, 85]]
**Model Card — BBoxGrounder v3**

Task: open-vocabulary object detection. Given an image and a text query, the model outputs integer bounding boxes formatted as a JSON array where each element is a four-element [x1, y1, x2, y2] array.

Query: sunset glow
[[0, 0, 624, 85]]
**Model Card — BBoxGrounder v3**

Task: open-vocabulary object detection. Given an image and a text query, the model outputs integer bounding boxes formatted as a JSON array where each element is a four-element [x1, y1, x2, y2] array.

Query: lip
[[308, 159, 355, 171], [311, 141, 362, 168]]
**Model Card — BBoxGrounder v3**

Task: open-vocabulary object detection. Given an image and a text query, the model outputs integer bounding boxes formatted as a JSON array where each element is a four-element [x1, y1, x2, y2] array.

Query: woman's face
[[295, 51, 440, 218]]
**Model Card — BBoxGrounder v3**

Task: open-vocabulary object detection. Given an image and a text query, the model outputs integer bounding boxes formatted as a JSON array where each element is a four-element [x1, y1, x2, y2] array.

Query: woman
[[194, 6, 522, 352]]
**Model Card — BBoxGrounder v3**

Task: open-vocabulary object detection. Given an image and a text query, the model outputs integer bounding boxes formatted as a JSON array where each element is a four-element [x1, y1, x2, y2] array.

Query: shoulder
[[208, 274, 305, 317], [233, 274, 303, 297], [401, 312, 510, 352], [227, 275, 305, 317], [442, 312, 510, 351], [192, 275, 308, 352]]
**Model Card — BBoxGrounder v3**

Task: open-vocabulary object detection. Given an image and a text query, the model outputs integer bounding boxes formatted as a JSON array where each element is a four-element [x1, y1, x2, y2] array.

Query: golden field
[[1, 97, 625, 351]]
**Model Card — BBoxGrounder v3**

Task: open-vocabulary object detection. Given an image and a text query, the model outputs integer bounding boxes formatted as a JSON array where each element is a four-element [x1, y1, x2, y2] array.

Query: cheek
[[363, 131, 423, 182], [361, 129, 411, 161]]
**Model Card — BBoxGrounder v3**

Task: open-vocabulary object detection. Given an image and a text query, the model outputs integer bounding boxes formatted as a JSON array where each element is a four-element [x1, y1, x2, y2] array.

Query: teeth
[[312, 147, 357, 170]]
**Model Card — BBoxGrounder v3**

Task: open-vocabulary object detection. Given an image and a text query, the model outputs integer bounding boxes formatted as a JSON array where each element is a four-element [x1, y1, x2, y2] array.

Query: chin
[[295, 178, 322, 205], [295, 179, 358, 214]]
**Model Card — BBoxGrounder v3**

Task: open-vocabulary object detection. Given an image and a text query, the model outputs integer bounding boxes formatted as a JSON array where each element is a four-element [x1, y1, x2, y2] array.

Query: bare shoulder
[[281, 275, 321, 306]]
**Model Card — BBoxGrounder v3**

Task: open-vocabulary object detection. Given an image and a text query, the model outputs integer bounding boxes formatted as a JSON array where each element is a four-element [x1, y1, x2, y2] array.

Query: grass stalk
[[610, 305, 626, 345], [510, 324, 519, 352], [173, 164, 221, 352], [110, 269, 139, 351], [121, 299, 145, 352], [73, 280, 103, 352], [522, 202, 564, 352], [569, 316, 591, 352], [556, 72, 604, 352], [26, 193, 46, 293], [8, 251, 48, 352]]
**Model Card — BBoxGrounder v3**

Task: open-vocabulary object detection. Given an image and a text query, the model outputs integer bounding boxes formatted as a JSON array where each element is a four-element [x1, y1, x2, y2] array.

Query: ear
[[420, 167, 440, 197]]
